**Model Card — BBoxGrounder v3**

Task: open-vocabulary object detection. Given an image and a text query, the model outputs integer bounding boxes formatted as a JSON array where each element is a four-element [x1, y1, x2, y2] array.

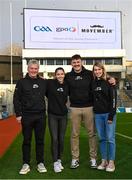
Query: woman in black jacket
[[92, 62, 117, 172], [46, 67, 68, 173]]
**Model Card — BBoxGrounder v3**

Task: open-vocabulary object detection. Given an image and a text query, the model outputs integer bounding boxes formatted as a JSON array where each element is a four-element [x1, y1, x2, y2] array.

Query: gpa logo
[[33, 84, 39, 88], [75, 76, 83, 80], [34, 26, 52, 32], [56, 27, 76, 32], [57, 88, 64, 92], [95, 87, 102, 91]]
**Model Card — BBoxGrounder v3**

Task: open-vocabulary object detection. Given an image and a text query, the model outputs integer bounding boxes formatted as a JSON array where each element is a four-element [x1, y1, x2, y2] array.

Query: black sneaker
[[70, 159, 79, 169]]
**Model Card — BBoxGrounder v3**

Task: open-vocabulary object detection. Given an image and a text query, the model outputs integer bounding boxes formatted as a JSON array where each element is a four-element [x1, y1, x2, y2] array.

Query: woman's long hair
[[92, 62, 107, 80]]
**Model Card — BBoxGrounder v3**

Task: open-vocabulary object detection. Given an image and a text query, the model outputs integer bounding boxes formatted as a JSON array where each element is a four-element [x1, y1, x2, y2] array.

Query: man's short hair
[[28, 59, 39, 67], [71, 54, 82, 61]]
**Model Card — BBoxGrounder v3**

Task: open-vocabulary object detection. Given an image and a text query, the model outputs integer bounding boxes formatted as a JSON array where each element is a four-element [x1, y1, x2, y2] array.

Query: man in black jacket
[[65, 54, 97, 169], [13, 59, 47, 174], [66, 54, 116, 169]]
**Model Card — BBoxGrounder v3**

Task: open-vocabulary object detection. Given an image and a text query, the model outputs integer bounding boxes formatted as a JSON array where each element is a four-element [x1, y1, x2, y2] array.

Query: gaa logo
[[34, 26, 52, 32]]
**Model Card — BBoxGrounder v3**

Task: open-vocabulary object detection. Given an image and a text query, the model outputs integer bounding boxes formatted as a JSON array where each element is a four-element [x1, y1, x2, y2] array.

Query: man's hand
[[16, 116, 22, 123], [108, 77, 116, 85]]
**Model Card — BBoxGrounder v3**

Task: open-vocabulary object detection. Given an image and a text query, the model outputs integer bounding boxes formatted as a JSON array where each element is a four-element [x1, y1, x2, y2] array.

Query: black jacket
[[92, 78, 117, 121], [13, 74, 47, 117], [65, 67, 93, 107], [46, 79, 68, 116]]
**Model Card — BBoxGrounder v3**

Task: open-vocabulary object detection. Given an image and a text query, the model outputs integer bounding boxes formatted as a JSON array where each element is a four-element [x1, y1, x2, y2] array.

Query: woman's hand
[[108, 120, 113, 124], [16, 116, 22, 123]]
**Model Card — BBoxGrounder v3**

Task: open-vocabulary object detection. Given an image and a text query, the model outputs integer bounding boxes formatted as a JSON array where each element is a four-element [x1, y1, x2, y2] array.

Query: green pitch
[[0, 113, 132, 179]]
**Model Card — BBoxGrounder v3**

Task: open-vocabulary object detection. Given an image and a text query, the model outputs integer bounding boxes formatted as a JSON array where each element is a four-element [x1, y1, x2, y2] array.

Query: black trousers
[[21, 113, 46, 164], [48, 114, 67, 162]]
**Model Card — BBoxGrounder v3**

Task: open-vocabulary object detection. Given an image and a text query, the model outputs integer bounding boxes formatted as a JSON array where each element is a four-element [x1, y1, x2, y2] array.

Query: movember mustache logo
[[90, 25, 104, 28]]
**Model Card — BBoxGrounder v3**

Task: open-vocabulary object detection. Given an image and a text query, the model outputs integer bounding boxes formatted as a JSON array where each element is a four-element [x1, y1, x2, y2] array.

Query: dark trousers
[[21, 113, 46, 164], [48, 114, 67, 162]]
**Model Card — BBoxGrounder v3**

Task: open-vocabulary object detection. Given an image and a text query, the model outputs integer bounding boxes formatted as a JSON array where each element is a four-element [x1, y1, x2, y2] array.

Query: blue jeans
[[95, 113, 116, 160]]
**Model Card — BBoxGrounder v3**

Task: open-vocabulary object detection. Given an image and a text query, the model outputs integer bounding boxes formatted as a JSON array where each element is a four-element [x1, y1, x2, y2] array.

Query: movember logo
[[90, 25, 104, 28], [81, 24, 113, 33]]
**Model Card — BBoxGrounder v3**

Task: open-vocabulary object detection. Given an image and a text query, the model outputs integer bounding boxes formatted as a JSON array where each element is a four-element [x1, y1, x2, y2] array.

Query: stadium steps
[[118, 90, 132, 107]]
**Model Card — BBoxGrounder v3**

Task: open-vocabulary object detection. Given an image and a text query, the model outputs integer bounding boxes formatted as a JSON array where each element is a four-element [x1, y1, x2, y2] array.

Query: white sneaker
[[37, 163, 47, 173], [70, 159, 79, 169], [57, 159, 64, 170], [90, 159, 97, 168], [97, 159, 108, 170], [106, 161, 115, 172], [54, 161, 62, 173], [19, 163, 30, 175]]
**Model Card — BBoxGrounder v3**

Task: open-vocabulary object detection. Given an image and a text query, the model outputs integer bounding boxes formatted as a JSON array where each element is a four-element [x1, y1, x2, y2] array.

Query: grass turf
[[0, 113, 132, 179]]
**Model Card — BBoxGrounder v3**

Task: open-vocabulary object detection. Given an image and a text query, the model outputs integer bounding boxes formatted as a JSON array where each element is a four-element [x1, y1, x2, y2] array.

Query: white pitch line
[[116, 132, 132, 140]]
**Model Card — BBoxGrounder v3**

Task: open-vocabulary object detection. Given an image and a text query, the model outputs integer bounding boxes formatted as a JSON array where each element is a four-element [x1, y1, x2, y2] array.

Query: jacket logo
[[75, 76, 83, 80], [57, 88, 64, 92], [33, 84, 39, 88], [95, 87, 102, 91]]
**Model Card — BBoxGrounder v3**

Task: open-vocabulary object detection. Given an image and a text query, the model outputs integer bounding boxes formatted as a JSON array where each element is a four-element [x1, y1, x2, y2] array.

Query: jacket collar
[[25, 73, 40, 79], [71, 66, 86, 75]]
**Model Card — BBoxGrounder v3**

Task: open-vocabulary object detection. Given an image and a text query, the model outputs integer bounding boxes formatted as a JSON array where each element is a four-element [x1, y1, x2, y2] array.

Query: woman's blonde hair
[[92, 62, 107, 80]]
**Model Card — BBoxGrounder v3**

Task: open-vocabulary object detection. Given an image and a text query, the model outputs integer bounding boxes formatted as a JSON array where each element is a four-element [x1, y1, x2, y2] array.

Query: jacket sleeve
[[64, 74, 70, 96], [45, 79, 50, 98], [13, 80, 23, 117], [108, 85, 117, 121]]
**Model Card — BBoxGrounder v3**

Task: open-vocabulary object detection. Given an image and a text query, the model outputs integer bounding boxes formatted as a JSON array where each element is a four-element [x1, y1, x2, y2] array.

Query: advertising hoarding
[[24, 9, 122, 49]]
